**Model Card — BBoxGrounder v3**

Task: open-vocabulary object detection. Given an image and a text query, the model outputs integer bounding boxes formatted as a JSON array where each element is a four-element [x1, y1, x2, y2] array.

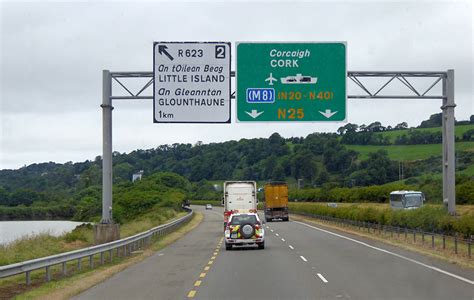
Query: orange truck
[[264, 182, 289, 222]]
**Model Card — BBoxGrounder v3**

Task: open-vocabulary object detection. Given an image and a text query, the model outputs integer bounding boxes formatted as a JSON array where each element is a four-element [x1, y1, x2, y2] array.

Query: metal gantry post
[[442, 69, 456, 215], [101, 70, 113, 223]]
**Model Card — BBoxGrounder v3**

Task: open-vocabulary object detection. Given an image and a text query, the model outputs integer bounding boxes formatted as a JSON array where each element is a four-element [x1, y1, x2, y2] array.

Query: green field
[[346, 141, 474, 161], [459, 163, 474, 176], [373, 124, 474, 143]]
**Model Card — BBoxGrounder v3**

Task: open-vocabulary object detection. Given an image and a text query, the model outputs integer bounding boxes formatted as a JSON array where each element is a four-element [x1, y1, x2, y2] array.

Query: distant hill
[[1, 116, 473, 210]]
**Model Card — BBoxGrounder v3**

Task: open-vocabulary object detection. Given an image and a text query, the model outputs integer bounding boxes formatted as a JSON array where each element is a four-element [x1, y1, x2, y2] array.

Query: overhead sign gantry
[[99, 41, 457, 241]]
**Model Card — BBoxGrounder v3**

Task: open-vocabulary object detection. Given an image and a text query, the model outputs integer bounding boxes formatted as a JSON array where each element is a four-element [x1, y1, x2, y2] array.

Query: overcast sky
[[1, 0, 472, 170]]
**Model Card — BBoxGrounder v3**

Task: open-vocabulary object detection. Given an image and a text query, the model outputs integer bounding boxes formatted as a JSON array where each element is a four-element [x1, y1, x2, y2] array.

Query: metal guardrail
[[0, 208, 193, 285], [291, 211, 472, 259]]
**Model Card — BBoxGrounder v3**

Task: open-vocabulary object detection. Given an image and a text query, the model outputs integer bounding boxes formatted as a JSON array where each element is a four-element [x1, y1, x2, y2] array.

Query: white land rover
[[224, 213, 265, 250]]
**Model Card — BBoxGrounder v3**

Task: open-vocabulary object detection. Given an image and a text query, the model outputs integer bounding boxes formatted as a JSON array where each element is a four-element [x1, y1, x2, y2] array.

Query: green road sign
[[236, 42, 346, 122]]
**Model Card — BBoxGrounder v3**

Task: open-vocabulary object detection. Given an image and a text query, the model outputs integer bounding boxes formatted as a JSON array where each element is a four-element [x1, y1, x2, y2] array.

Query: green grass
[[459, 163, 474, 176], [0, 206, 183, 267], [372, 124, 474, 143], [346, 141, 474, 160], [0, 213, 202, 300]]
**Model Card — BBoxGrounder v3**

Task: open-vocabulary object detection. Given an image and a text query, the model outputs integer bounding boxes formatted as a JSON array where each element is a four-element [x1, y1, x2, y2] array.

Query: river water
[[0, 220, 88, 246]]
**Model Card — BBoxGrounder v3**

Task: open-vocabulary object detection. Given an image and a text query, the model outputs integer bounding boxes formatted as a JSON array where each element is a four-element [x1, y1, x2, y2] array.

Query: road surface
[[75, 206, 473, 300]]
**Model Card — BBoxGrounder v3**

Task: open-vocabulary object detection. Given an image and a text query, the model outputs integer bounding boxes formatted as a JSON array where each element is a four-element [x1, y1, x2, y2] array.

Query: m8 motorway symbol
[[236, 42, 347, 122]]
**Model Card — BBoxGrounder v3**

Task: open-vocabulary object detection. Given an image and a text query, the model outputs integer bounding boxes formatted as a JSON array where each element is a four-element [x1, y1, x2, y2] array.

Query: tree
[[337, 126, 346, 135], [271, 165, 286, 181], [344, 123, 359, 133], [367, 121, 385, 132], [113, 162, 134, 182], [0, 187, 10, 206], [291, 150, 318, 182], [337, 123, 358, 135], [394, 122, 408, 130], [419, 113, 442, 128], [358, 150, 398, 185], [78, 165, 101, 189], [462, 129, 474, 141]]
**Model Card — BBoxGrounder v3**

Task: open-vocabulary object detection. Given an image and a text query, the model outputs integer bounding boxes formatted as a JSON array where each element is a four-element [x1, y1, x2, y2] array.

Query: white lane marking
[[270, 229, 274, 232], [281, 238, 285, 242], [300, 256, 308, 262], [275, 233, 279, 237], [289, 245, 294, 250], [317, 273, 328, 283], [294, 221, 474, 285], [266, 226, 269, 229]]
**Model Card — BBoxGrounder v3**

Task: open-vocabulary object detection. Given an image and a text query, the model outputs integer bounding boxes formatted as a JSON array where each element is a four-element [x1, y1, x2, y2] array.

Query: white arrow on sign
[[319, 109, 338, 119], [245, 110, 264, 119]]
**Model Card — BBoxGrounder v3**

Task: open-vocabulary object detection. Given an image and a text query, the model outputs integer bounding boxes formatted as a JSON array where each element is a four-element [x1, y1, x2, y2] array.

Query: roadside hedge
[[289, 180, 474, 205], [289, 203, 474, 238], [0, 205, 76, 221], [289, 183, 417, 203]]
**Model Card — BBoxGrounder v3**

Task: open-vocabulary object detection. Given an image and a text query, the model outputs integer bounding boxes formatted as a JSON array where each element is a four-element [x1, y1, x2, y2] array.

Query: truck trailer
[[264, 182, 289, 222], [222, 181, 258, 229]]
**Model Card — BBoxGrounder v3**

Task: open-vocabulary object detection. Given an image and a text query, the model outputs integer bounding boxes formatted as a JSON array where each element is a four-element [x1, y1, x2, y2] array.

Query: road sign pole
[[101, 70, 113, 223], [442, 69, 456, 215]]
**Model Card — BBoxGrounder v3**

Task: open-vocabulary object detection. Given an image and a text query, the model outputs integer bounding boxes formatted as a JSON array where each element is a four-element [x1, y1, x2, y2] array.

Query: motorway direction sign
[[236, 42, 346, 122], [153, 42, 231, 123]]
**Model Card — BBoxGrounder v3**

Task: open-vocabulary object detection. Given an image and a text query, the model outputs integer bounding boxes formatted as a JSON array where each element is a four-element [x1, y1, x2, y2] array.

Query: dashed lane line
[[294, 221, 474, 286], [281, 238, 285, 242], [194, 281, 202, 287], [317, 273, 328, 283], [300, 256, 308, 262], [289, 245, 294, 250], [275, 233, 279, 237]]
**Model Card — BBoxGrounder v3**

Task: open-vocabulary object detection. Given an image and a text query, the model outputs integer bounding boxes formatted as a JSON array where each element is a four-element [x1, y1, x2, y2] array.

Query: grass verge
[[0, 212, 203, 300], [0, 207, 182, 266], [290, 213, 473, 270]]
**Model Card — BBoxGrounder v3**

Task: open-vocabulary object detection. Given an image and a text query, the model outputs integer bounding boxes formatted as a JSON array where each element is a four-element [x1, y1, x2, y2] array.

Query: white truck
[[222, 181, 258, 229]]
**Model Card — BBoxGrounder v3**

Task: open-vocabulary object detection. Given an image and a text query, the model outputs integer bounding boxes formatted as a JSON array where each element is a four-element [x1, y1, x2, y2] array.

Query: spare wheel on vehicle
[[240, 223, 255, 239]]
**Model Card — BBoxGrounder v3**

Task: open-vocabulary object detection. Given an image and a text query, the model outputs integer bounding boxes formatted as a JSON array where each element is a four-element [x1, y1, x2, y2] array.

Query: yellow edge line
[[187, 290, 196, 298]]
